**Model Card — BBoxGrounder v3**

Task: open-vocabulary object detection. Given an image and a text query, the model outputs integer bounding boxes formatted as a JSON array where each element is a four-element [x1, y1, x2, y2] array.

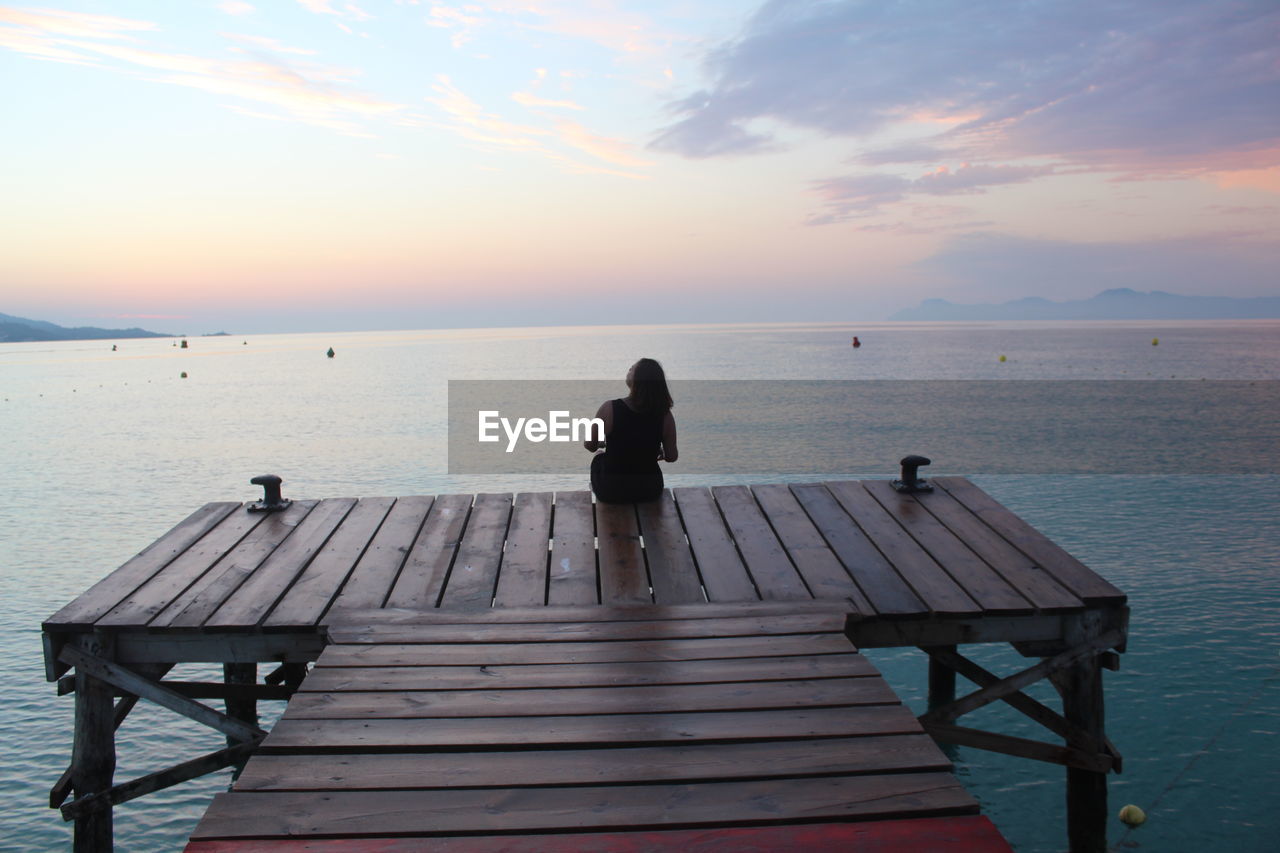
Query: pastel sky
[[1, 0, 1277, 333]]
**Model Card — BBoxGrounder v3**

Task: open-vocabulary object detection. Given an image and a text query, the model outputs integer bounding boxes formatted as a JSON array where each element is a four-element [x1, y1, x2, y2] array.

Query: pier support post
[[1056, 651, 1108, 852], [70, 641, 116, 852], [223, 663, 259, 766], [926, 645, 957, 711]]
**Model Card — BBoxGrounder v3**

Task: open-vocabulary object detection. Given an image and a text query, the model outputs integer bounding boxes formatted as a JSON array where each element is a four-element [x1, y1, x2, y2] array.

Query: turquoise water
[[2, 320, 1278, 851]]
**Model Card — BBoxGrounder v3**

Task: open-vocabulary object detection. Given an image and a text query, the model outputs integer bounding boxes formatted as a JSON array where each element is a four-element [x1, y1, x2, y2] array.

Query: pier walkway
[[43, 478, 1128, 851]]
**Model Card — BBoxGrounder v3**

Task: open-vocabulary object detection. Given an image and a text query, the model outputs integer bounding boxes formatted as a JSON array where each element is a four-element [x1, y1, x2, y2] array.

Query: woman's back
[[600, 399, 664, 474]]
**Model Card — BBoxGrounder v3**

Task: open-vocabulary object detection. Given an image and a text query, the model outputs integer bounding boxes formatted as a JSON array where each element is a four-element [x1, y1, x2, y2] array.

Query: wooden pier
[[42, 477, 1128, 851]]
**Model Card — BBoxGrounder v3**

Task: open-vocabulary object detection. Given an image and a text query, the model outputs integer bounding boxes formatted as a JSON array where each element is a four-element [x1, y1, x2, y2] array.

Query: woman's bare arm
[[659, 411, 678, 462], [584, 400, 611, 452]]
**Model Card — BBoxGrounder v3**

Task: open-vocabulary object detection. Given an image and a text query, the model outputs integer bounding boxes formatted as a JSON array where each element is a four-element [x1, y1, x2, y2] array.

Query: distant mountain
[[0, 312, 171, 342], [889, 289, 1280, 321]]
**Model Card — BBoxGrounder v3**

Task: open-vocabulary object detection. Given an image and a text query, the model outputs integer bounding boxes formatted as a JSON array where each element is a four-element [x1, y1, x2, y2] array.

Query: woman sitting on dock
[[584, 358, 678, 503]]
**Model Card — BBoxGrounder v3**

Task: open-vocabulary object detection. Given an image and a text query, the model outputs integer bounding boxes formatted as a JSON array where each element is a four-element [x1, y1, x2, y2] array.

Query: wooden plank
[[492, 492, 552, 607], [826, 481, 979, 616], [438, 493, 513, 610], [910, 485, 1082, 612], [191, 772, 976, 839], [299, 654, 878, 691], [97, 508, 268, 627], [326, 612, 848, 644], [635, 491, 705, 604], [45, 501, 240, 630], [234, 734, 949, 790], [711, 486, 809, 601], [265, 497, 396, 627], [933, 477, 1126, 604], [595, 502, 652, 605], [383, 493, 472, 609], [151, 501, 320, 629], [205, 499, 357, 629], [751, 484, 873, 612], [671, 488, 757, 602], [790, 483, 925, 617], [260, 704, 924, 750], [282, 678, 900, 719], [184, 816, 1013, 853], [861, 481, 1031, 615], [327, 599, 852, 626], [547, 491, 598, 606], [324, 496, 434, 615], [317, 633, 855, 667]]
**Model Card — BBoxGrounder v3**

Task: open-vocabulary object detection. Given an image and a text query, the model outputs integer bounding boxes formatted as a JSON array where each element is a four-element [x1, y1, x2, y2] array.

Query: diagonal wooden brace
[[919, 627, 1124, 727], [921, 645, 1112, 760], [61, 738, 262, 821], [58, 646, 266, 744], [921, 722, 1115, 774]]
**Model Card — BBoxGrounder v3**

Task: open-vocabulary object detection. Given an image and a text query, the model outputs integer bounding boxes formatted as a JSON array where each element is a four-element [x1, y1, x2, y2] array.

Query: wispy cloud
[[424, 0, 678, 57], [654, 0, 1280, 185], [513, 91, 584, 111], [0, 5, 401, 135], [296, 0, 372, 21], [223, 33, 317, 56], [811, 163, 1055, 224], [218, 2, 256, 17], [554, 119, 651, 168], [426, 74, 647, 178]]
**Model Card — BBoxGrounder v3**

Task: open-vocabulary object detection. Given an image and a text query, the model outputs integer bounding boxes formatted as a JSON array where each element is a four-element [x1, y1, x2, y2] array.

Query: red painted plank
[[185, 815, 1012, 852]]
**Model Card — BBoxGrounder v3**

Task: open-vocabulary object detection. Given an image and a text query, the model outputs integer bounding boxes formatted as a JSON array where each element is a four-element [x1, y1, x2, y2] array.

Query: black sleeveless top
[[590, 398, 665, 503]]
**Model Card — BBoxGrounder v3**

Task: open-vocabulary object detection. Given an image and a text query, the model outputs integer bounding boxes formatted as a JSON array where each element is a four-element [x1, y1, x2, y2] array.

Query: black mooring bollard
[[893, 454, 934, 493], [248, 474, 291, 512]]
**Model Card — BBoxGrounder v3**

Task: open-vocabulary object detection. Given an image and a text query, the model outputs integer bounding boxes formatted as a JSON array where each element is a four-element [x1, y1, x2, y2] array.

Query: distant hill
[[0, 312, 171, 342], [889, 289, 1280, 321]]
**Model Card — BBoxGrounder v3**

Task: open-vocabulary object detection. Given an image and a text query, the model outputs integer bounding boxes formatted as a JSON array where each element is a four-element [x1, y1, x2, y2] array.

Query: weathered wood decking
[[185, 605, 1011, 850], [43, 478, 1125, 650], [43, 478, 1129, 852]]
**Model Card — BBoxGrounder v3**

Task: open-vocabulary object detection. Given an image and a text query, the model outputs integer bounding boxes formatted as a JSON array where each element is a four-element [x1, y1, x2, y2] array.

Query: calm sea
[[2, 320, 1278, 852]]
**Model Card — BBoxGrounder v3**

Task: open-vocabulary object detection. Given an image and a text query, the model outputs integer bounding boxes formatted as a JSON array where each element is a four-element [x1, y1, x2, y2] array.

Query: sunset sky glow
[[2, 0, 1277, 333]]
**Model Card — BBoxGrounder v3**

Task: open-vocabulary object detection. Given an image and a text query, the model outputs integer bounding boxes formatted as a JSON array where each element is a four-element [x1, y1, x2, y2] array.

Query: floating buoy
[[326, 347, 335, 358], [851, 336, 861, 348], [1152, 337, 1159, 346], [998, 354, 1007, 363], [180, 371, 188, 379], [1118, 804, 1146, 827]]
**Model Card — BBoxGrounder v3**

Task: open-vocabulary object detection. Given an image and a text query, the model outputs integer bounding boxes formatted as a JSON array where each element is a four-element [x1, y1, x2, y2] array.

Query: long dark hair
[[629, 357, 673, 414]]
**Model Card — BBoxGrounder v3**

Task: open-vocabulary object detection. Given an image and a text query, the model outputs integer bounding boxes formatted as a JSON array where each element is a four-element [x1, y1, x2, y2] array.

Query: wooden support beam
[[919, 628, 1123, 726], [921, 646, 1108, 760], [60, 680, 295, 701], [70, 665, 114, 853], [224, 663, 258, 760], [61, 738, 262, 821], [51, 663, 172, 810], [1057, 655, 1109, 852], [921, 723, 1113, 774], [59, 646, 266, 744], [926, 644, 957, 712]]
